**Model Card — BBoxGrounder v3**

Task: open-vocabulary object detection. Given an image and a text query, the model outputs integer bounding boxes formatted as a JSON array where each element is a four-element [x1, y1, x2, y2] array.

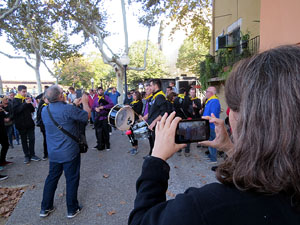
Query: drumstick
[[133, 111, 150, 127]]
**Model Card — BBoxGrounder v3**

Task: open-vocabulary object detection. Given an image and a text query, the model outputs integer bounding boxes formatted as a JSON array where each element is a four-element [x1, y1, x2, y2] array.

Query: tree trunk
[[116, 66, 124, 104], [0, 75, 3, 95], [35, 54, 42, 94]]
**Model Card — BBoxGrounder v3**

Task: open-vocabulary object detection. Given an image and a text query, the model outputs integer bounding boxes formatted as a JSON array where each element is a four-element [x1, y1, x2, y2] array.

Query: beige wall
[[260, 0, 300, 51], [211, 0, 260, 54]]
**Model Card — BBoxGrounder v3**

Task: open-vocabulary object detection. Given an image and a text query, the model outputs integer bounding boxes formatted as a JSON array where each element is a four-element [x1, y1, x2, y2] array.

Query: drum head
[[112, 105, 135, 130]]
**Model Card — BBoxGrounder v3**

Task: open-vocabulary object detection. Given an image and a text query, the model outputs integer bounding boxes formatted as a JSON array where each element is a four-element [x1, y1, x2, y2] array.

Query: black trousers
[[148, 129, 155, 156], [41, 129, 48, 158], [128, 128, 138, 147], [94, 120, 110, 150], [18, 127, 36, 158], [0, 129, 9, 163]]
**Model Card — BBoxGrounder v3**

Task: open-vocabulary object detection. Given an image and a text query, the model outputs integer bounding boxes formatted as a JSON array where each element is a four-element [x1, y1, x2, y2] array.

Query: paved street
[[1, 125, 218, 225]]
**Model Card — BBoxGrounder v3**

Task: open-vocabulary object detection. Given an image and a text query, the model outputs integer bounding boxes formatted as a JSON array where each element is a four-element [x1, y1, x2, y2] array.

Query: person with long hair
[[128, 45, 300, 225]]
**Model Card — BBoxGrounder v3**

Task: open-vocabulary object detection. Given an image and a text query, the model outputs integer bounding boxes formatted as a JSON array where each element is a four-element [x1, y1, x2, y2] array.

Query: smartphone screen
[[175, 119, 210, 144], [76, 90, 82, 99]]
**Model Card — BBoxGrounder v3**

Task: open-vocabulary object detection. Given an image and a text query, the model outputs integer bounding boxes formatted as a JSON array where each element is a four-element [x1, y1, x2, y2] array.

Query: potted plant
[[241, 31, 250, 49]]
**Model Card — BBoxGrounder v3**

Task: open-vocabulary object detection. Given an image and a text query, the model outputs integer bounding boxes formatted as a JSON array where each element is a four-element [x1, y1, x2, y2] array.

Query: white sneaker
[[106, 148, 111, 151], [109, 132, 112, 136]]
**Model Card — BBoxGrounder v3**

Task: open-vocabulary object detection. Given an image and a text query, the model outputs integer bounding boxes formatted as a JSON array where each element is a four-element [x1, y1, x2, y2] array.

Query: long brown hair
[[218, 45, 300, 207]]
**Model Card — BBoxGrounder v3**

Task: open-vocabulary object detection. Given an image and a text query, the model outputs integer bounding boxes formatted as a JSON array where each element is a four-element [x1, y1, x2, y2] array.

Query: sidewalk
[[1, 125, 217, 225]]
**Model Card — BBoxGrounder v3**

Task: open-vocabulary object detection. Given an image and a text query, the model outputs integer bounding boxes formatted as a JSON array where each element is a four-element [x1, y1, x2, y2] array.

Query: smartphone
[[76, 90, 82, 99], [175, 119, 210, 144]]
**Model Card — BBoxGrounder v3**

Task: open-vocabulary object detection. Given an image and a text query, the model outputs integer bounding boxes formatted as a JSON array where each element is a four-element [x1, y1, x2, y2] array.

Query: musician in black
[[166, 92, 177, 115], [173, 87, 193, 157], [188, 88, 202, 119], [92, 87, 114, 151], [147, 79, 167, 155], [128, 91, 143, 155]]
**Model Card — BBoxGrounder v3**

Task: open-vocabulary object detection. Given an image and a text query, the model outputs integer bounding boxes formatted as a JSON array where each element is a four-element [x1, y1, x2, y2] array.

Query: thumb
[[199, 141, 211, 147], [175, 144, 187, 151]]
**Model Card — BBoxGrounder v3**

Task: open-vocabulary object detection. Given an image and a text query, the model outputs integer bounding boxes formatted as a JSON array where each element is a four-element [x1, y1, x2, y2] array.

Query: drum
[[132, 121, 149, 139], [108, 104, 135, 131]]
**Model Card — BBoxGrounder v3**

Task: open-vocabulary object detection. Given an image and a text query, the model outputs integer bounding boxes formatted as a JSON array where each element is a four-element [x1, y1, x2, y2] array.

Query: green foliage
[[135, 0, 212, 48], [49, 0, 109, 43], [127, 40, 168, 88], [87, 52, 115, 88], [176, 38, 208, 74], [56, 56, 94, 88], [0, 0, 80, 64], [56, 53, 113, 89]]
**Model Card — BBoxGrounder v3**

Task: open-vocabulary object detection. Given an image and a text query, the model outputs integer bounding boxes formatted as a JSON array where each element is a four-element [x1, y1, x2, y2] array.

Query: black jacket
[[129, 157, 300, 225], [187, 97, 202, 119], [36, 100, 47, 131], [130, 100, 143, 121], [173, 95, 192, 119], [12, 97, 35, 130], [148, 90, 167, 125]]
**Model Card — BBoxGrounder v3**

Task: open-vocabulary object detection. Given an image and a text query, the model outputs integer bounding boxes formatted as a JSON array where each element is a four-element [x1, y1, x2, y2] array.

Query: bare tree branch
[[127, 25, 151, 71], [0, 50, 35, 70], [0, 0, 21, 20]]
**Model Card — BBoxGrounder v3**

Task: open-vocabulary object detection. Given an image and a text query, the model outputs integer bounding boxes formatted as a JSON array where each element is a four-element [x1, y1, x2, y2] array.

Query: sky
[[0, 0, 186, 82]]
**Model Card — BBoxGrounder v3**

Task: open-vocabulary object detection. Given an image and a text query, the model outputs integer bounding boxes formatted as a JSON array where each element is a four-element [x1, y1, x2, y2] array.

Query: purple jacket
[[92, 95, 114, 121]]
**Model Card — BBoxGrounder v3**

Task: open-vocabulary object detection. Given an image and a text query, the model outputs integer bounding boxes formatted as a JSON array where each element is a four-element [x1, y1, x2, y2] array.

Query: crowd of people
[[1, 45, 300, 224]]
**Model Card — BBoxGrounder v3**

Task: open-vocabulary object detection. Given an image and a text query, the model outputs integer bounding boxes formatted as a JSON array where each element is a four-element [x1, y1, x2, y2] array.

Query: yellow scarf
[[130, 100, 140, 105], [178, 94, 185, 99], [98, 95, 104, 102], [14, 93, 26, 103], [42, 103, 48, 107], [190, 97, 198, 101], [205, 95, 219, 104], [144, 94, 153, 100], [152, 91, 166, 100]]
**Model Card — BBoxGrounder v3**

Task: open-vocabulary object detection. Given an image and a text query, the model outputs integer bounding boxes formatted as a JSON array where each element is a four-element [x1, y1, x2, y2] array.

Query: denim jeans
[[13, 124, 20, 144], [91, 111, 96, 123], [41, 154, 81, 213], [208, 129, 217, 162], [19, 127, 35, 158], [5, 125, 14, 146]]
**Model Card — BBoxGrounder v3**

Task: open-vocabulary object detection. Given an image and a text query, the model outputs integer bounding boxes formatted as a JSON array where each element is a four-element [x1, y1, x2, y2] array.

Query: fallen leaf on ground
[[30, 185, 36, 190], [97, 203, 102, 207], [120, 201, 126, 205], [103, 174, 109, 178], [0, 187, 26, 218], [174, 166, 178, 168], [96, 213, 102, 217], [107, 210, 116, 216], [58, 193, 63, 197], [166, 190, 176, 198]]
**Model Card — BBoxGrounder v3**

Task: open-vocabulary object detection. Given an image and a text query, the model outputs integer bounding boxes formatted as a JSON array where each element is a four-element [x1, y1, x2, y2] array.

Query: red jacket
[[88, 94, 98, 108]]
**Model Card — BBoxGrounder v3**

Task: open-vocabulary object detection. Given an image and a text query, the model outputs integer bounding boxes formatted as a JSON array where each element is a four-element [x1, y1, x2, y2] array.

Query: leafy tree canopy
[[176, 38, 208, 74], [135, 0, 212, 48], [55, 53, 114, 89], [127, 40, 167, 88]]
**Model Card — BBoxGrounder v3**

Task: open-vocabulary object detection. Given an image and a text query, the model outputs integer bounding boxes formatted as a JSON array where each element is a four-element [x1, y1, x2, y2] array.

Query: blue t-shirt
[[203, 98, 221, 130], [104, 90, 120, 105], [42, 101, 88, 163]]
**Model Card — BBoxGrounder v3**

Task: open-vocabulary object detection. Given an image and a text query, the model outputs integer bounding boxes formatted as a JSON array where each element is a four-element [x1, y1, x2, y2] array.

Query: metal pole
[[92, 82, 94, 90], [124, 65, 128, 95]]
